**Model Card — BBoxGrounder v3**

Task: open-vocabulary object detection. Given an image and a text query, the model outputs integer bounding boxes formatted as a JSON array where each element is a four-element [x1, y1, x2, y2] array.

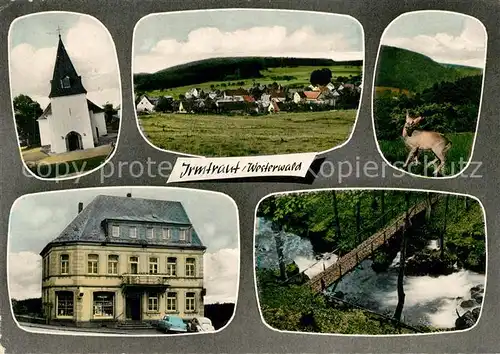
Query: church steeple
[[49, 34, 87, 98]]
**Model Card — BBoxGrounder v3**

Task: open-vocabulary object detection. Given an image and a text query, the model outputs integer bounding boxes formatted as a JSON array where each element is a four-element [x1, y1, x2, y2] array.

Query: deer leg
[[412, 149, 421, 165], [432, 147, 447, 176], [403, 148, 418, 169]]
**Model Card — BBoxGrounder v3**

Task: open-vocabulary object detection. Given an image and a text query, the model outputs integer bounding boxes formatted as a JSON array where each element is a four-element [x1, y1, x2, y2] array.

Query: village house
[[136, 95, 160, 113], [39, 193, 206, 328], [37, 34, 107, 154]]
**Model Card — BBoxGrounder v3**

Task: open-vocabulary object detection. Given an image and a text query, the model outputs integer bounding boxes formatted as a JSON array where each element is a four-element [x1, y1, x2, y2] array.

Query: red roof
[[242, 95, 255, 103], [303, 91, 321, 100]]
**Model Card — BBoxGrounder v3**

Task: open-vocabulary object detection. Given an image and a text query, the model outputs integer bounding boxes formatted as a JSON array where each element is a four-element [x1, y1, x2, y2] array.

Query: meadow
[[145, 65, 362, 99], [139, 110, 357, 156], [378, 132, 474, 176]]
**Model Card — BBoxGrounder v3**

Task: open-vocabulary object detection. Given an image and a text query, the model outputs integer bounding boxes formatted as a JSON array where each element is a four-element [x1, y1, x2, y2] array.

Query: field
[[378, 133, 474, 176], [139, 110, 357, 156], [146, 65, 362, 99], [374, 86, 412, 96]]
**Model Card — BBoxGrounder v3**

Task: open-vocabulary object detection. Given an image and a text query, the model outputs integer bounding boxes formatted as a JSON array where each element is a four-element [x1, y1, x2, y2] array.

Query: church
[[37, 34, 108, 154]]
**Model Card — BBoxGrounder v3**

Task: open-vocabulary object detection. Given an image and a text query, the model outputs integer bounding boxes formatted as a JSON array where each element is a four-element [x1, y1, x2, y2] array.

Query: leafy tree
[[103, 102, 118, 125], [155, 97, 174, 112], [14, 94, 43, 147], [310, 68, 332, 86]]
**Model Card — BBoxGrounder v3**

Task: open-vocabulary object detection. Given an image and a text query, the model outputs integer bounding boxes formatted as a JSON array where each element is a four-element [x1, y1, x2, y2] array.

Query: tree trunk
[[356, 197, 361, 244], [381, 190, 386, 226], [332, 191, 342, 240], [441, 195, 450, 259], [425, 192, 432, 221], [394, 193, 410, 322], [273, 224, 287, 281]]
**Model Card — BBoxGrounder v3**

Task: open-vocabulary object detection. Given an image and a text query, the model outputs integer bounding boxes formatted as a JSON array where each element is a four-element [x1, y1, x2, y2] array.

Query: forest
[[256, 190, 486, 334], [133, 56, 362, 92]]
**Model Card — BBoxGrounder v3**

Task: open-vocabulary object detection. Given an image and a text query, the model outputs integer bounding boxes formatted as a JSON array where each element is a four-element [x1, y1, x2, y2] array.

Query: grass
[[139, 110, 357, 157], [146, 65, 362, 99], [30, 155, 109, 178], [378, 132, 474, 176]]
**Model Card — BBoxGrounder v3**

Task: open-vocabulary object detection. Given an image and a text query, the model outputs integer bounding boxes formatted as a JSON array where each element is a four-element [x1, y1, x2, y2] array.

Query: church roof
[[49, 35, 87, 98], [37, 99, 104, 120], [40, 195, 206, 255]]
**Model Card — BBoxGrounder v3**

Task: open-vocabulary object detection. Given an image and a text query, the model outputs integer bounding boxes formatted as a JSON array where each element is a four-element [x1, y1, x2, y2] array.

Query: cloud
[[203, 248, 239, 304], [383, 18, 486, 68], [134, 25, 363, 73], [10, 15, 120, 107], [8, 252, 42, 300]]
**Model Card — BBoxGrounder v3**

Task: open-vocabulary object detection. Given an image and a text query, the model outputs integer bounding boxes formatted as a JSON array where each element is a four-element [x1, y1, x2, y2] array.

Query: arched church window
[[61, 76, 71, 89]]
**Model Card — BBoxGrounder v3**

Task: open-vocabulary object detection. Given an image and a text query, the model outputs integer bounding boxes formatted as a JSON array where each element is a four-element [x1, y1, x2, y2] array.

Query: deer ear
[[406, 109, 409, 118]]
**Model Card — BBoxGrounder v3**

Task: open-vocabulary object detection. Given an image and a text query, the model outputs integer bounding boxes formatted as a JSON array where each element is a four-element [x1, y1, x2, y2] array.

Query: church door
[[66, 131, 83, 151]]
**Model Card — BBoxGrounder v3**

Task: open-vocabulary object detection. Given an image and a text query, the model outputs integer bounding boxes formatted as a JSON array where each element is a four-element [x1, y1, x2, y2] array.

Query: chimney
[[126, 193, 132, 198], [78, 202, 83, 213]]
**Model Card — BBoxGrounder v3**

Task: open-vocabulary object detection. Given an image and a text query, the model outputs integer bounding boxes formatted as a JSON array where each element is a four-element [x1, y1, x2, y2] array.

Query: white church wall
[[38, 118, 52, 146], [49, 94, 95, 153], [93, 112, 108, 137], [136, 97, 154, 112], [89, 111, 99, 144]]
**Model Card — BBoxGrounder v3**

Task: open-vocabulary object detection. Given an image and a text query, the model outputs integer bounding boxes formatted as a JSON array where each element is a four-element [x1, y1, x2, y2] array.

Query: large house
[[39, 193, 206, 328], [37, 34, 107, 154]]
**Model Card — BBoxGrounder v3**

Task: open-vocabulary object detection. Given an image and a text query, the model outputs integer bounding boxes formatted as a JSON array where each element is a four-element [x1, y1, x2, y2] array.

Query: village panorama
[[134, 57, 363, 157]]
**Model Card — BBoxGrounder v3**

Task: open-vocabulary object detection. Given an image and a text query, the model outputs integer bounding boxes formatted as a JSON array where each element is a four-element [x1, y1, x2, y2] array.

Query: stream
[[255, 218, 485, 329]]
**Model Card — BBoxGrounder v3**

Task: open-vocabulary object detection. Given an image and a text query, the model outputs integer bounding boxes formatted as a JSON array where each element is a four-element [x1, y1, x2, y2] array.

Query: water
[[255, 218, 485, 329]]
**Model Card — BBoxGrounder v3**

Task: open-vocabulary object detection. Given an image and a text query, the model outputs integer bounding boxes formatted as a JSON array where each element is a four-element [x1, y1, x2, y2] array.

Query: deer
[[402, 110, 452, 176]]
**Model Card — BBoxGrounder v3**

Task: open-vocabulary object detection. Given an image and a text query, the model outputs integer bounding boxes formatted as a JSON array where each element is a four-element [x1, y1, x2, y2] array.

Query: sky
[[382, 11, 487, 68], [8, 187, 239, 304], [9, 12, 121, 109], [133, 9, 364, 74]]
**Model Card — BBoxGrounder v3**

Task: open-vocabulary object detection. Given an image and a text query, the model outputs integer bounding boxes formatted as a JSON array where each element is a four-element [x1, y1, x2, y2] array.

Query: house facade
[[39, 194, 206, 327], [37, 34, 107, 154]]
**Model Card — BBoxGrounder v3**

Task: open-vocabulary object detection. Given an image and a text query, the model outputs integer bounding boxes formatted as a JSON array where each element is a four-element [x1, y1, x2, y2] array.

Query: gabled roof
[[40, 195, 205, 255], [242, 95, 255, 103], [303, 91, 321, 100], [224, 88, 249, 96], [49, 35, 87, 98]]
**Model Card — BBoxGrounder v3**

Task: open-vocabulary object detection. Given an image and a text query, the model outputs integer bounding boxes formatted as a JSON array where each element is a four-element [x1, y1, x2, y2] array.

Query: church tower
[[38, 33, 107, 154]]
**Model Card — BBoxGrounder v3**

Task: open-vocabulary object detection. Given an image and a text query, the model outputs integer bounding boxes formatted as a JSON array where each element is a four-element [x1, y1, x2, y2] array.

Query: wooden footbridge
[[306, 195, 440, 293]]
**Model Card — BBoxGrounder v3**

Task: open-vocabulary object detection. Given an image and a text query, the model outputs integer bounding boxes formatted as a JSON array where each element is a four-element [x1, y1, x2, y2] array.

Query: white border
[[371, 10, 488, 180], [252, 187, 488, 337], [131, 8, 366, 159], [8, 11, 123, 182], [7, 186, 241, 337]]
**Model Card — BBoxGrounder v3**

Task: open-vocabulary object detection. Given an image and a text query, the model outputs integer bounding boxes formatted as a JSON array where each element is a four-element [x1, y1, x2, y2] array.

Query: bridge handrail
[[308, 194, 441, 286]]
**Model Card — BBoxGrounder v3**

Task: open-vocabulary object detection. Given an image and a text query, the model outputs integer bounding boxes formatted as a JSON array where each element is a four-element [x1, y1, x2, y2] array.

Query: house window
[[185, 258, 196, 277], [61, 76, 71, 89], [162, 228, 171, 240], [129, 227, 137, 238], [149, 257, 158, 274], [108, 255, 119, 274], [56, 291, 74, 317], [166, 257, 177, 276], [129, 256, 139, 274], [60, 254, 69, 274], [93, 292, 114, 318], [185, 292, 196, 312], [179, 229, 187, 241], [87, 254, 99, 274], [112, 225, 120, 237], [166, 292, 177, 312], [148, 294, 159, 312], [147, 227, 154, 239]]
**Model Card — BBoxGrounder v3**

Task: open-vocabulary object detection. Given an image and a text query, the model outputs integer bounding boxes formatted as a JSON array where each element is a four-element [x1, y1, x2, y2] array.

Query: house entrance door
[[125, 292, 142, 320]]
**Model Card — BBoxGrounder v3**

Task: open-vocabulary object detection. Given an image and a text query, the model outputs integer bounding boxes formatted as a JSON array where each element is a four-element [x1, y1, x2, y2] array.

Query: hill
[[134, 56, 363, 92], [375, 45, 482, 93]]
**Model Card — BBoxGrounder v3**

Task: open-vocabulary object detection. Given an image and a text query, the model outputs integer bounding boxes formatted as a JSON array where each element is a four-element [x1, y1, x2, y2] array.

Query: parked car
[[192, 316, 215, 332], [157, 315, 188, 334]]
